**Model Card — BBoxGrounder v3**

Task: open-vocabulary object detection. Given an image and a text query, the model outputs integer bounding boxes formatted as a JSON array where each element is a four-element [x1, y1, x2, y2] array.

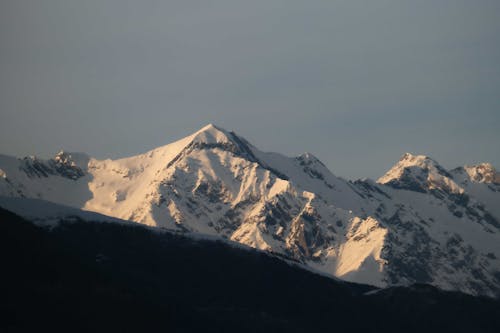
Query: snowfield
[[1, 124, 499, 296]]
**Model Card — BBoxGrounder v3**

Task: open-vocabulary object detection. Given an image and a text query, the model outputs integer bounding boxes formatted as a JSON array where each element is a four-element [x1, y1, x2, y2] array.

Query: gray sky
[[1, 0, 499, 180]]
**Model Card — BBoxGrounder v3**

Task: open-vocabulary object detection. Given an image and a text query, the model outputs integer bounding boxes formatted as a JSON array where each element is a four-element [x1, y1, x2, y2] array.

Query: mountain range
[[1, 124, 499, 297]]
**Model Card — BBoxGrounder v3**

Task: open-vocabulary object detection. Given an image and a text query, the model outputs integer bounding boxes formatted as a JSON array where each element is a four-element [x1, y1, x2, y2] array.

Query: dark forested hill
[[1, 207, 499, 333]]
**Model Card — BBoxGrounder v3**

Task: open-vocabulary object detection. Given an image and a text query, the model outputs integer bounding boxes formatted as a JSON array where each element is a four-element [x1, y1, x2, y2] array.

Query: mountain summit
[[0, 125, 499, 297], [377, 153, 464, 194]]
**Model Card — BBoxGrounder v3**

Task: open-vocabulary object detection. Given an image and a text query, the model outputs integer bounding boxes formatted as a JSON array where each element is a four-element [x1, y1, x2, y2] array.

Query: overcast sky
[[1, 0, 499, 180]]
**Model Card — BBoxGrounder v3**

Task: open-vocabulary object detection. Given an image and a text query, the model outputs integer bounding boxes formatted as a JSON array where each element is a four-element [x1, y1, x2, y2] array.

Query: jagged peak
[[397, 153, 438, 167], [162, 124, 255, 165], [53, 151, 90, 170], [130, 123, 242, 166], [462, 163, 499, 184], [16, 150, 87, 179], [54, 150, 76, 163], [200, 123, 218, 131], [183, 124, 257, 159], [190, 123, 234, 145], [147, 124, 234, 156], [55, 150, 68, 158], [158, 124, 291, 181], [378, 152, 462, 194], [378, 153, 449, 184]]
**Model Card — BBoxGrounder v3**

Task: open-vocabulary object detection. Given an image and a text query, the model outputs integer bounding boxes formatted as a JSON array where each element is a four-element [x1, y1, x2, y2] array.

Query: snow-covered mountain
[[1, 124, 499, 297]]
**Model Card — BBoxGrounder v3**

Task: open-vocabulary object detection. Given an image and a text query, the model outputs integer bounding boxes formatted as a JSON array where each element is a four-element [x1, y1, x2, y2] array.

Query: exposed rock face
[[18, 151, 86, 180], [461, 163, 500, 184], [0, 125, 499, 297]]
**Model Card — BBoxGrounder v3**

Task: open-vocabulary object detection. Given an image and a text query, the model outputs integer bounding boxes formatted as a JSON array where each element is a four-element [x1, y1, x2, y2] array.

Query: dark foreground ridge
[[1, 207, 499, 333]]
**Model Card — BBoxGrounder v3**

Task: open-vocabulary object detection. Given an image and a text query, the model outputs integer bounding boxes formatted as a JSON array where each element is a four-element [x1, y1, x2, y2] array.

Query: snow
[[190, 123, 234, 145], [0, 196, 129, 226], [463, 163, 499, 183], [1, 124, 500, 296], [334, 217, 388, 286], [378, 153, 464, 194], [231, 222, 273, 251]]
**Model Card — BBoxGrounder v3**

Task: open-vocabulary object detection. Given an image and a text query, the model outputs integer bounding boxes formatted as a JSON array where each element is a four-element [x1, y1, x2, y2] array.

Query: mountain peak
[[198, 123, 219, 132], [379, 153, 445, 183], [191, 123, 233, 145], [53, 151, 90, 171], [2, 129, 500, 298], [397, 152, 433, 165], [463, 163, 499, 184], [155, 123, 264, 171], [377, 153, 462, 194]]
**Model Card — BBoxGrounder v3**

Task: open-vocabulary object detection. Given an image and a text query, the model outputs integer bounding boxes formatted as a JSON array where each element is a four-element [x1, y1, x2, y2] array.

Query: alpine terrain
[[1, 124, 499, 297]]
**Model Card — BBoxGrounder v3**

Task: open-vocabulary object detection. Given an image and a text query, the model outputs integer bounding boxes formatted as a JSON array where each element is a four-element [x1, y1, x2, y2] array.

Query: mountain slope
[[0, 124, 499, 296]]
